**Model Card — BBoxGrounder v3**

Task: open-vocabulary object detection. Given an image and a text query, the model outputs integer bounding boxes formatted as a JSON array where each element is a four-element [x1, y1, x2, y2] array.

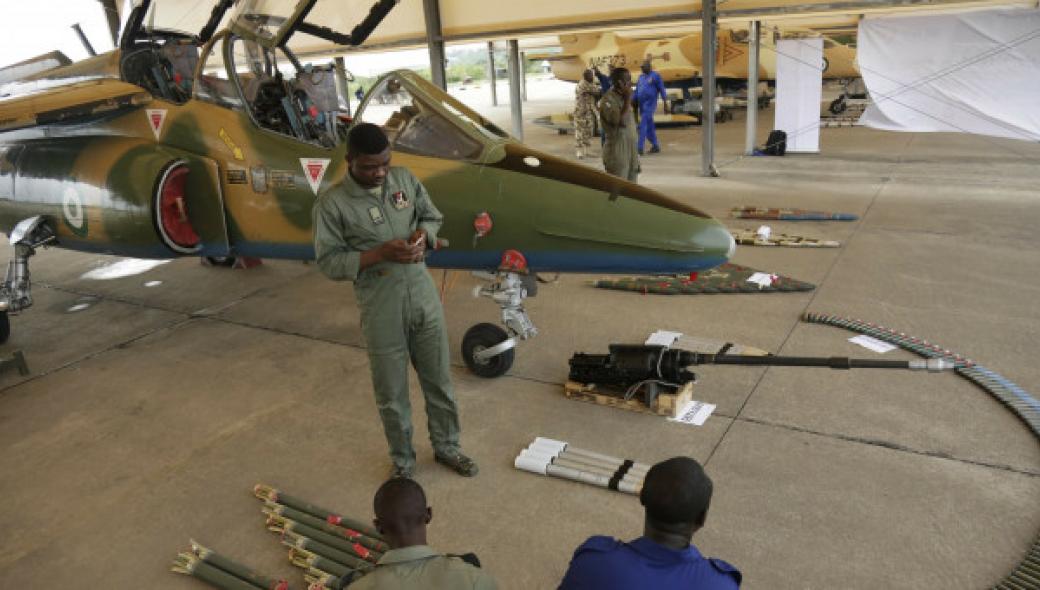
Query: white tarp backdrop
[[858, 8, 1040, 142], [774, 38, 823, 153]]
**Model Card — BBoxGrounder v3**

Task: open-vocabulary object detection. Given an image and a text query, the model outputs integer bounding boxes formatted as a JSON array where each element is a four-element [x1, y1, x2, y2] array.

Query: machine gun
[[568, 344, 955, 407]]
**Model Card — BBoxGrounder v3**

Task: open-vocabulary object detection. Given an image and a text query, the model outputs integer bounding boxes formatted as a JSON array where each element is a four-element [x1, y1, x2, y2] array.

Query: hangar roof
[[125, 0, 1035, 56]]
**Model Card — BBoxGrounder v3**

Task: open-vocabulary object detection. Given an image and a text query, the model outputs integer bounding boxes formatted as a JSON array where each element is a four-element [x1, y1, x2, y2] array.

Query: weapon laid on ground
[[282, 530, 376, 573], [731, 206, 859, 221], [802, 311, 1040, 589], [254, 484, 385, 587], [304, 567, 348, 590], [254, 484, 384, 542], [593, 263, 815, 295], [265, 513, 382, 564], [265, 502, 388, 553], [191, 541, 290, 590], [514, 437, 650, 495], [172, 542, 289, 590], [569, 344, 956, 408], [730, 228, 840, 248]]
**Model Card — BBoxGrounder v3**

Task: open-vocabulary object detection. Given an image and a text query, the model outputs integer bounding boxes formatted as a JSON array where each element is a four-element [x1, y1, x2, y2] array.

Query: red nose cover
[[500, 249, 527, 273], [473, 211, 492, 236], [159, 165, 200, 248]]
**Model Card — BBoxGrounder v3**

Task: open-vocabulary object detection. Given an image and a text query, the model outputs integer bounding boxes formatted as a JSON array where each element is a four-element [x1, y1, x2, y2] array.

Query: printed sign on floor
[[669, 400, 716, 426]]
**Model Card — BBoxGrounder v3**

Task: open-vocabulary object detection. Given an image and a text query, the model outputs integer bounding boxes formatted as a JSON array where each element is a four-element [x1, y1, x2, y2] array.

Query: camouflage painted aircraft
[[538, 29, 859, 112], [0, 0, 735, 377]]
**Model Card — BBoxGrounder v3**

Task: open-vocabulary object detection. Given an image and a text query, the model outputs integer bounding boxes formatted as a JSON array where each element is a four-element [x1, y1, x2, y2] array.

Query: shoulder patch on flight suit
[[709, 557, 742, 583], [390, 190, 411, 210], [575, 535, 621, 555], [368, 206, 385, 224]]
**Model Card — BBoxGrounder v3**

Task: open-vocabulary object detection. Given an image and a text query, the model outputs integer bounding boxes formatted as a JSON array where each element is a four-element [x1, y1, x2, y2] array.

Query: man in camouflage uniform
[[598, 67, 640, 182], [574, 69, 601, 159]]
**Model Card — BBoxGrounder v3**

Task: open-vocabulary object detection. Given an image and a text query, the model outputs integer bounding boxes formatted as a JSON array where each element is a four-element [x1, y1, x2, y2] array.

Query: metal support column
[[744, 20, 761, 155], [334, 56, 351, 115], [701, 0, 718, 177], [422, 0, 447, 90], [520, 51, 528, 101], [507, 39, 523, 140], [487, 41, 498, 106], [98, 0, 121, 47], [72, 24, 97, 56]]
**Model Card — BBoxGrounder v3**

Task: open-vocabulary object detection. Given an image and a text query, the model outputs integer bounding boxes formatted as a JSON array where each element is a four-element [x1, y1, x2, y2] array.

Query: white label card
[[747, 272, 777, 288], [645, 330, 683, 347], [669, 400, 716, 426], [849, 335, 897, 353]]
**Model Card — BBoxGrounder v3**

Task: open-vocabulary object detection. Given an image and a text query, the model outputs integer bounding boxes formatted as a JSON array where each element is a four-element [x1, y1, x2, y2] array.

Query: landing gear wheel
[[0, 311, 9, 345], [462, 323, 514, 378], [204, 256, 237, 267]]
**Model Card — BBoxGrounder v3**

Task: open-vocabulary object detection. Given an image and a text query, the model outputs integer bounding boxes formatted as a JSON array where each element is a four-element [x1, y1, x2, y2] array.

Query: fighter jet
[[0, 0, 735, 377], [538, 29, 859, 114]]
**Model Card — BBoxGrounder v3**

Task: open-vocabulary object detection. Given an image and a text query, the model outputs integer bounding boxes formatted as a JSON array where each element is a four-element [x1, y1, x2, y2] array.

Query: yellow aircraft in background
[[536, 28, 859, 113], [542, 29, 859, 83]]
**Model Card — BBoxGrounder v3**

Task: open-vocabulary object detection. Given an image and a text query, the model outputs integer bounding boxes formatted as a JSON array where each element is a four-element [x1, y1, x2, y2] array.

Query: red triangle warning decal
[[300, 158, 331, 195], [146, 109, 167, 140]]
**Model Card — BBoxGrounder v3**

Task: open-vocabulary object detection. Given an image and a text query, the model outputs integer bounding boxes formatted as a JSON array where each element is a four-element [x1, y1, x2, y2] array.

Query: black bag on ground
[[763, 129, 787, 156]]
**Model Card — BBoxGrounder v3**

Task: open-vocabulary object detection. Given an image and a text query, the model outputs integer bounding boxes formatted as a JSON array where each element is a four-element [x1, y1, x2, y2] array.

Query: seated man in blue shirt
[[558, 457, 741, 590]]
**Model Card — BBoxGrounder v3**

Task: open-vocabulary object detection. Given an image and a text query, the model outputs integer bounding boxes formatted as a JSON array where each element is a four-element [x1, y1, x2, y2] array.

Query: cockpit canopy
[[195, 32, 341, 147], [230, 0, 306, 48], [356, 71, 509, 161]]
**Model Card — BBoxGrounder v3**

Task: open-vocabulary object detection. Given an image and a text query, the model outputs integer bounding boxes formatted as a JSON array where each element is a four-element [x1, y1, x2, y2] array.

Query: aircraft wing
[[525, 52, 578, 61], [0, 79, 151, 133], [0, 51, 72, 85]]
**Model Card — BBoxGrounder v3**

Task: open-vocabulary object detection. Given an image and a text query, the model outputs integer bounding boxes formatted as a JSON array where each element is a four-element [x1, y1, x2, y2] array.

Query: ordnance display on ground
[[171, 541, 289, 590], [593, 264, 816, 295], [171, 485, 386, 589], [514, 437, 651, 495], [729, 228, 840, 248], [254, 484, 384, 542], [569, 343, 956, 408], [802, 311, 1040, 589], [255, 484, 385, 587], [730, 206, 859, 221]]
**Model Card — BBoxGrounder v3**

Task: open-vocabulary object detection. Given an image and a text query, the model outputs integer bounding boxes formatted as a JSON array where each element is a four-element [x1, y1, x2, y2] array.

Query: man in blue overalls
[[558, 457, 741, 589], [635, 61, 668, 155]]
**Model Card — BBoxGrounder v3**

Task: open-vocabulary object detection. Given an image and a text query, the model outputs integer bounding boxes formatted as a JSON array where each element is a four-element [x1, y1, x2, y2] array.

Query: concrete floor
[[0, 84, 1038, 589]]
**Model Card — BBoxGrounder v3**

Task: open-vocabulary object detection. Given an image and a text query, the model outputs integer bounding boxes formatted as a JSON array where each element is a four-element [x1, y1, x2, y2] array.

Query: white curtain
[[774, 38, 823, 153], [858, 8, 1040, 142]]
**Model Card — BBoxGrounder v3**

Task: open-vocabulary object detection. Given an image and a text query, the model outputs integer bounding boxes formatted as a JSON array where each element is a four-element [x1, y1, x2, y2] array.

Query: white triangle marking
[[146, 109, 167, 140], [300, 158, 331, 195]]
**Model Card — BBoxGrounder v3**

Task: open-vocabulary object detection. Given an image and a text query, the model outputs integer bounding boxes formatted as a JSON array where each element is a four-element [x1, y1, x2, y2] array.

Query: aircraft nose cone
[[693, 218, 736, 267]]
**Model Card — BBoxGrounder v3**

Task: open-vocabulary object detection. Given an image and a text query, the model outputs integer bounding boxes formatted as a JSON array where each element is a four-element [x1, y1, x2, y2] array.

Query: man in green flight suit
[[313, 123, 477, 480], [598, 67, 640, 183]]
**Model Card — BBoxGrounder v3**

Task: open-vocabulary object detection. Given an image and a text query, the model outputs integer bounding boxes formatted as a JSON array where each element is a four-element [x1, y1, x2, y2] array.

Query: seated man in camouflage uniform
[[348, 478, 498, 589]]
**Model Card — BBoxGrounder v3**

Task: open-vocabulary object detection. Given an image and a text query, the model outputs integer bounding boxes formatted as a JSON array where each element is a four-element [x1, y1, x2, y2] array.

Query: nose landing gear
[[462, 268, 539, 378]]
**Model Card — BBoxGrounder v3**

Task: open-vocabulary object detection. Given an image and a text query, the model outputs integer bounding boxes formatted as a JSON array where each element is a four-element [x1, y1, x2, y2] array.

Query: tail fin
[[0, 51, 72, 85]]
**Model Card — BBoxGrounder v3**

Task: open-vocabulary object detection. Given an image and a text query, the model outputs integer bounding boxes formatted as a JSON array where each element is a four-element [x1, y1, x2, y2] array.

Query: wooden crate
[[563, 380, 694, 419]]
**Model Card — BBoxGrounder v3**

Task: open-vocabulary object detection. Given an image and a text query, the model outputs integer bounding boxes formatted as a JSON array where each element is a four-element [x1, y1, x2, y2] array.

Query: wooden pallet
[[563, 380, 694, 418]]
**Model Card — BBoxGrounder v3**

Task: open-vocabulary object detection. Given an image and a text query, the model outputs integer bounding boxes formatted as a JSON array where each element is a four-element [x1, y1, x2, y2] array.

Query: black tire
[[462, 323, 514, 378], [829, 96, 847, 115], [0, 311, 9, 345], [204, 256, 237, 267]]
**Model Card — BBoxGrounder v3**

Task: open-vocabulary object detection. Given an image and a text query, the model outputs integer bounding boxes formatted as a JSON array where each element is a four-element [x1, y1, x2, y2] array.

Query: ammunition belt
[[804, 312, 1040, 589]]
